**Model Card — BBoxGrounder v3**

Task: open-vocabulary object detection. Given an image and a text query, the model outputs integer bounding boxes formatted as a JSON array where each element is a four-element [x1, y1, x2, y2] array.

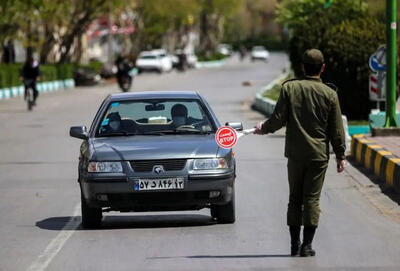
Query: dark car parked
[[70, 91, 242, 228]]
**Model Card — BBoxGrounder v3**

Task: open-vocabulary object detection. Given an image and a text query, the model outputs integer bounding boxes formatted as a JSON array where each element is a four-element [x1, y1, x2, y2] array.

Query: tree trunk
[[40, 25, 56, 64], [59, 12, 93, 63]]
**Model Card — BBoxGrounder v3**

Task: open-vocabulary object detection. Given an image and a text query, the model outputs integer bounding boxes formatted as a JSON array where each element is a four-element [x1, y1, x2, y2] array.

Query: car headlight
[[193, 158, 227, 170], [88, 162, 123, 173]]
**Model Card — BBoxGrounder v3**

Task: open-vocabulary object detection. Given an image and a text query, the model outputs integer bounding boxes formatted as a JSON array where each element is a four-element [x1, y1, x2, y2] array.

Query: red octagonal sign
[[215, 126, 238, 149]]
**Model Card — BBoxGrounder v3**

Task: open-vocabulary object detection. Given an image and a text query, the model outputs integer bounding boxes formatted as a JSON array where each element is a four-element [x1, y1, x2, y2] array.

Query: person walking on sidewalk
[[254, 49, 346, 257]]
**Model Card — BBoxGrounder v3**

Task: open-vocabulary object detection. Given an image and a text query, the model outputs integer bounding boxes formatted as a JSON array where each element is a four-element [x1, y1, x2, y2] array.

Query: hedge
[[0, 62, 88, 88], [197, 52, 226, 62]]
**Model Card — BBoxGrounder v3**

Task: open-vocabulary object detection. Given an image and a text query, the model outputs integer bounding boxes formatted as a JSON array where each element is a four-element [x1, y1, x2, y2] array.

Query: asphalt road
[[1, 54, 400, 271]]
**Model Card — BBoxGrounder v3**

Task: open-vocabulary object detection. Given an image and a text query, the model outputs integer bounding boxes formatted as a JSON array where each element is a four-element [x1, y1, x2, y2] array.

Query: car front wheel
[[211, 186, 235, 224], [81, 192, 102, 229]]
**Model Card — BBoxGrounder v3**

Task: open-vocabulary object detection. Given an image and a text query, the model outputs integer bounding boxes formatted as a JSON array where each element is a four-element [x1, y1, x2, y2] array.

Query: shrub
[[0, 63, 75, 88], [78, 60, 104, 74], [197, 52, 226, 62], [56, 64, 75, 80], [322, 17, 391, 119], [276, 0, 400, 119], [41, 65, 58, 82], [0, 64, 22, 88]]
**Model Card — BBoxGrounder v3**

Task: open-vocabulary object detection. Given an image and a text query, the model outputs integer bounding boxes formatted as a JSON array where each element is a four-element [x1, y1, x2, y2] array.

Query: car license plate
[[134, 177, 184, 191]]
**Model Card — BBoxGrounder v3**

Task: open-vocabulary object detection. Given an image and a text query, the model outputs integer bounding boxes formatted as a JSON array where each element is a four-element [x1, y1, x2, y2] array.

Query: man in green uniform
[[254, 49, 346, 257]]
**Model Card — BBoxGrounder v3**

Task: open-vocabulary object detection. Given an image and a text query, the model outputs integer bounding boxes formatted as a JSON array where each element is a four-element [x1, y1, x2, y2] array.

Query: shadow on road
[[36, 214, 215, 231], [148, 254, 292, 260]]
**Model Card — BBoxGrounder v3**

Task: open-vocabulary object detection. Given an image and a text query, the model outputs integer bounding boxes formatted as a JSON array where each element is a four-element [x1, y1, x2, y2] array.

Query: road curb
[[350, 134, 400, 193], [0, 79, 75, 100]]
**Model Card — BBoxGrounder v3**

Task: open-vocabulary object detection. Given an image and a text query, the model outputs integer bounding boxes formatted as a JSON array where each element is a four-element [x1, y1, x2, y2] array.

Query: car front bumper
[[80, 172, 235, 211]]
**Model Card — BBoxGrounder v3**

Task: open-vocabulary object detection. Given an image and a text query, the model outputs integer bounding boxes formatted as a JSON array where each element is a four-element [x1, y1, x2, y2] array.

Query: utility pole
[[385, 0, 397, 127]]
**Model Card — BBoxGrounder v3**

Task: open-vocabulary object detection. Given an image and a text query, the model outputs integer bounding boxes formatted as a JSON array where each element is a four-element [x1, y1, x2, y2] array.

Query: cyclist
[[20, 57, 41, 105]]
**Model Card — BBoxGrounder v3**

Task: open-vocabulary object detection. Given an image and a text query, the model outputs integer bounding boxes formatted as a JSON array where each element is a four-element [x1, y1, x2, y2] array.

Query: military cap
[[302, 49, 324, 65]]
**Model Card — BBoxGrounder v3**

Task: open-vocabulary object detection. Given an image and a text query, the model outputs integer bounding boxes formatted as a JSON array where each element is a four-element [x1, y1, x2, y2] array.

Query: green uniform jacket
[[261, 77, 346, 161]]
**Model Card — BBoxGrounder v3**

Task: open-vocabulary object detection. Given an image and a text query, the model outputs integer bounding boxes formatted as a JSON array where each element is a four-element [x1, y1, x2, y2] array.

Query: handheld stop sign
[[215, 126, 237, 149], [215, 126, 255, 149]]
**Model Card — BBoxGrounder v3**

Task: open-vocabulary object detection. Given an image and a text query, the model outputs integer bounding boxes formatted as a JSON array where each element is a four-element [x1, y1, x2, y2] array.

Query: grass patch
[[261, 71, 293, 101], [197, 52, 226, 62], [348, 120, 369, 126], [262, 84, 281, 100]]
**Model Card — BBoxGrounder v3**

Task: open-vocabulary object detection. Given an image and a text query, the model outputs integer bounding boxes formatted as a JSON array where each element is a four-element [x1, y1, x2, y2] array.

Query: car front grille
[[130, 159, 187, 172]]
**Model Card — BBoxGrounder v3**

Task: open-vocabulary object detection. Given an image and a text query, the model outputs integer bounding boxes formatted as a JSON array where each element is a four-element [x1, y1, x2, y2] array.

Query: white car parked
[[251, 46, 270, 62], [218, 44, 232, 57], [136, 50, 173, 73]]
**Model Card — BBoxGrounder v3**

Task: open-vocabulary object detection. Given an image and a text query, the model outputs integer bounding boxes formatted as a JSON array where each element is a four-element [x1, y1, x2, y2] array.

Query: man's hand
[[337, 159, 346, 173], [254, 121, 264, 135]]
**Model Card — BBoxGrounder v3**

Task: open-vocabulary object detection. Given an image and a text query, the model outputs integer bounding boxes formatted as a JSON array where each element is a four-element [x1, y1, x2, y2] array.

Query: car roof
[[109, 91, 201, 101]]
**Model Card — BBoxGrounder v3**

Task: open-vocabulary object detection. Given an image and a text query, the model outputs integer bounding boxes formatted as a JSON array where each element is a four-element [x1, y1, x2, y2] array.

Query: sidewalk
[[351, 134, 400, 193]]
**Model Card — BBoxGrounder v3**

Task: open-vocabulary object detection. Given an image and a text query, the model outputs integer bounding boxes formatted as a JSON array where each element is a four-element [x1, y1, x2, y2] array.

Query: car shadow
[[36, 214, 216, 231], [148, 254, 292, 260]]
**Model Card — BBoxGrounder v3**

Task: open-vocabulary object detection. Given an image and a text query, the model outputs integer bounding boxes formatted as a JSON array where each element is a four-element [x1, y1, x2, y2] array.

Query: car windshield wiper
[[136, 129, 211, 136], [99, 130, 135, 137], [136, 130, 176, 136], [174, 129, 211, 135]]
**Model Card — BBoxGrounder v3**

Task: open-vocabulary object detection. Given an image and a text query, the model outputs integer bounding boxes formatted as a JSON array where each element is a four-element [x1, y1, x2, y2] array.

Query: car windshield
[[253, 46, 265, 51], [139, 55, 157, 59], [96, 99, 215, 137]]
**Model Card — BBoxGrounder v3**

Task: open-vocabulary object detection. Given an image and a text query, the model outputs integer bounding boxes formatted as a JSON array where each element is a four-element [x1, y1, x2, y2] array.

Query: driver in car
[[102, 112, 122, 133], [171, 104, 188, 128]]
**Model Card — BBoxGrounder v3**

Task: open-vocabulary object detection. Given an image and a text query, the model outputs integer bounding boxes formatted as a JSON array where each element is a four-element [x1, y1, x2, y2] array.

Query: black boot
[[300, 226, 316, 257], [289, 226, 301, 256]]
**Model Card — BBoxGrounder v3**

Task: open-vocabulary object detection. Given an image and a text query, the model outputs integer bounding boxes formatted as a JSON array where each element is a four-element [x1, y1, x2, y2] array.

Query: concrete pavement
[[1, 54, 400, 270]]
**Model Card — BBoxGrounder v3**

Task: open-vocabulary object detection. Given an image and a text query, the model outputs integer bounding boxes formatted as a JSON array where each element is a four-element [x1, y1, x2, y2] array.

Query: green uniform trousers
[[287, 159, 328, 227]]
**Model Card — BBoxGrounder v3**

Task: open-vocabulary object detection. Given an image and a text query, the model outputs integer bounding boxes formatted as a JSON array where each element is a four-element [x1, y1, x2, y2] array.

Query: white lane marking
[[27, 203, 81, 271]]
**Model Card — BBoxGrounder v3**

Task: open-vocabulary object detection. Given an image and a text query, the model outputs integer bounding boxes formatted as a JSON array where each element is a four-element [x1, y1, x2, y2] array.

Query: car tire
[[81, 193, 102, 229], [211, 186, 235, 224]]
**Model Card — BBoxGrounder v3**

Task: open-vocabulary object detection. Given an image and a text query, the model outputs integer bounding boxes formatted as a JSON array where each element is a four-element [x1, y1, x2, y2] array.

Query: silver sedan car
[[70, 91, 242, 228]]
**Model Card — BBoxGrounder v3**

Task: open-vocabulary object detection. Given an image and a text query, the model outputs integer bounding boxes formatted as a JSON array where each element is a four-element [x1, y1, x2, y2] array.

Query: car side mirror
[[225, 122, 243, 131], [70, 126, 88, 140]]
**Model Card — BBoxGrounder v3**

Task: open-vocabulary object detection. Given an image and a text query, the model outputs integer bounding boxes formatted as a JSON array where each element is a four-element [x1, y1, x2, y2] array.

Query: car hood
[[91, 135, 219, 161]]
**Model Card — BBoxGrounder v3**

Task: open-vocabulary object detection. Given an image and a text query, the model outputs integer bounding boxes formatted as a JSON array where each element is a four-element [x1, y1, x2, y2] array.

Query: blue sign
[[369, 54, 386, 72]]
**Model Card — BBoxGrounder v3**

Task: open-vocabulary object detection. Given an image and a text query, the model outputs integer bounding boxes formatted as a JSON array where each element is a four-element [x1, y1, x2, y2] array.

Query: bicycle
[[24, 79, 35, 111]]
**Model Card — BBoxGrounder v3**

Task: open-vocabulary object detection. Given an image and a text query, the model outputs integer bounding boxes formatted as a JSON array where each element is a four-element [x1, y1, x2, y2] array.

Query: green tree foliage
[[132, 0, 199, 50], [275, 0, 395, 119], [0, 0, 122, 63], [277, 0, 366, 77], [324, 18, 385, 119], [197, 0, 241, 56]]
